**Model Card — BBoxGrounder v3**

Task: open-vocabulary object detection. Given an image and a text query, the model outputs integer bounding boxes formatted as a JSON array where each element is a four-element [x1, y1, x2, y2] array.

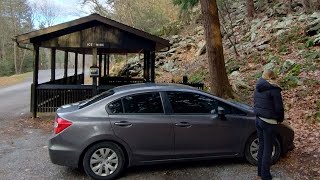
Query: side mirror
[[218, 107, 226, 120], [218, 107, 225, 116]]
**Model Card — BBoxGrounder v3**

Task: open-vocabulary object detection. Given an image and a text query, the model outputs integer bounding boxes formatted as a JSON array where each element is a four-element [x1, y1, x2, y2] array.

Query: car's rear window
[[79, 90, 115, 108]]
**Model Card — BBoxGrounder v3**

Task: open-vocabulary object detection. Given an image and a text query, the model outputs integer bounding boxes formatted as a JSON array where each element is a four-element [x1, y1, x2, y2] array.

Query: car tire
[[83, 142, 125, 180], [245, 134, 281, 166]]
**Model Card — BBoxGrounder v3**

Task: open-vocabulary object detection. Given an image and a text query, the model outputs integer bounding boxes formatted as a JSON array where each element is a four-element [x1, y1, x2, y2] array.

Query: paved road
[[0, 69, 81, 122]]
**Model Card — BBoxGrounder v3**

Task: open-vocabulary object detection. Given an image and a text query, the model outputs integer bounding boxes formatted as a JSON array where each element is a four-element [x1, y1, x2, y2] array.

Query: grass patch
[[0, 72, 32, 87]]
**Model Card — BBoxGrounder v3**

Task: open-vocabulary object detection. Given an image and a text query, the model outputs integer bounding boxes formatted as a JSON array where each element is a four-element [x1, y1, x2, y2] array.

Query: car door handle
[[114, 121, 132, 127], [175, 122, 192, 128]]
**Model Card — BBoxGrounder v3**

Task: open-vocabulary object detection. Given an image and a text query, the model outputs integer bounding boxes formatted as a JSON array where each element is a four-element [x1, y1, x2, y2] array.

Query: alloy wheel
[[250, 138, 275, 161], [89, 148, 119, 176]]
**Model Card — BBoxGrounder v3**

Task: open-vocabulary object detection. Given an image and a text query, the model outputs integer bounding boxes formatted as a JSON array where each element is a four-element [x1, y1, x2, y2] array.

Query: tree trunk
[[199, 0, 233, 98], [13, 41, 18, 73], [246, 0, 255, 18], [304, 0, 311, 13], [317, 0, 320, 10], [19, 45, 28, 74], [1, 36, 5, 62]]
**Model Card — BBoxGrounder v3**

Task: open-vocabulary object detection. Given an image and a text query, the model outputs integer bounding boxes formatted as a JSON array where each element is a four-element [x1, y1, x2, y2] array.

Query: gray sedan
[[49, 83, 294, 180]]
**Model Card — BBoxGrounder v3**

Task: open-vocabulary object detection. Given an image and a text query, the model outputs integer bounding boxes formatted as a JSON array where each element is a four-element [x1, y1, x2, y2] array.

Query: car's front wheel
[[83, 142, 125, 180], [245, 134, 281, 166]]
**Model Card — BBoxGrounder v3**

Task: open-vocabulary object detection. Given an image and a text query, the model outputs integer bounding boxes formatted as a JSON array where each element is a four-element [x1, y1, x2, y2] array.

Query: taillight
[[54, 117, 72, 134]]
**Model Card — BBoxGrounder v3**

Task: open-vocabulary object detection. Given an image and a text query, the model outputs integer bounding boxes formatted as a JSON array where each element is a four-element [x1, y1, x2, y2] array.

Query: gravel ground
[[0, 125, 295, 180]]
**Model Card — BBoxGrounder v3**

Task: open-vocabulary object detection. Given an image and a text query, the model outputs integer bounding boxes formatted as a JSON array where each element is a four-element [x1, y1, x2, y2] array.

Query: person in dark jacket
[[254, 69, 284, 180]]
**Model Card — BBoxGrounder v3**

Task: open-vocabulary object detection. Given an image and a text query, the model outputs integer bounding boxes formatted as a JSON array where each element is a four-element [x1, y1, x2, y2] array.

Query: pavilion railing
[[32, 75, 204, 113], [35, 84, 93, 112], [44, 73, 84, 85]]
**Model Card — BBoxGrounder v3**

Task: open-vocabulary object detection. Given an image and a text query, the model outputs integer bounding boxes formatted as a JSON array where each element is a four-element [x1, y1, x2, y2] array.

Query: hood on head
[[256, 78, 281, 92]]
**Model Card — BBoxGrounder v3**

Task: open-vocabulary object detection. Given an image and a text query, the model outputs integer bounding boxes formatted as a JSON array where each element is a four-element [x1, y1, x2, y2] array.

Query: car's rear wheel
[[83, 142, 125, 180], [245, 134, 281, 166]]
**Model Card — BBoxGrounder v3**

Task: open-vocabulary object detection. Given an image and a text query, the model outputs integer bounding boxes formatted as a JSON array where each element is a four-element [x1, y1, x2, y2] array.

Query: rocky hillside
[[114, 1, 320, 178]]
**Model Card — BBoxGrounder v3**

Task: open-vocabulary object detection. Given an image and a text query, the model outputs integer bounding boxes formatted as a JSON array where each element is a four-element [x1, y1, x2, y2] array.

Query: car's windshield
[[79, 90, 115, 108]]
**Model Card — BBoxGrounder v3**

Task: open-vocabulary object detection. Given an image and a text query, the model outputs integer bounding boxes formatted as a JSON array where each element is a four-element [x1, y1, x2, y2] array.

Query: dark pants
[[256, 117, 276, 180]]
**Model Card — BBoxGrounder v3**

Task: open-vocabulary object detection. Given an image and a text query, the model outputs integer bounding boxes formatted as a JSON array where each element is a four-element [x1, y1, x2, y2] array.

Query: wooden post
[[32, 45, 40, 118], [146, 51, 150, 82], [92, 48, 98, 94], [107, 54, 110, 76], [50, 48, 56, 82], [75, 52, 78, 84], [104, 54, 107, 76], [183, 76, 188, 84], [82, 54, 85, 73], [143, 50, 149, 81], [98, 50, 102, 85], [64, 51, 68, 84], [150, 51, 155, 82]]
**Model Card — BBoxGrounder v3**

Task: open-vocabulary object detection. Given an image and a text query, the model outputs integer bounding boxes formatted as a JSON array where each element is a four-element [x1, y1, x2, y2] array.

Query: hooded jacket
[[254, 78, 284, 122]]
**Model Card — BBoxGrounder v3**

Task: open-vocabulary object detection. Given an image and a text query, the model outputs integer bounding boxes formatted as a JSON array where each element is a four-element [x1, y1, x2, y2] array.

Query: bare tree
[[200, 0, 233, 98], [303, 0, 311, 13], [32, 0, 61, 27], [219, 1, 239, 57], [317, 0, 320, 10], [246, 0, 255, 18]]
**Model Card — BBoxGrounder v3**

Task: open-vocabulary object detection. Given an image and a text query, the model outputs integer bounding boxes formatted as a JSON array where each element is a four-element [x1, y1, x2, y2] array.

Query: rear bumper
[[48, 137, 79, 168]]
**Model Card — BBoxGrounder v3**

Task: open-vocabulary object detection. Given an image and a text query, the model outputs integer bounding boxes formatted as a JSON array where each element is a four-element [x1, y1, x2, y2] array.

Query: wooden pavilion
[[15, 13, 170, 118]]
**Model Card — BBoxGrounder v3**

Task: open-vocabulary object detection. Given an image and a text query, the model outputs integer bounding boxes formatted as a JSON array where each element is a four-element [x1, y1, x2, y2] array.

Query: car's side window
[[217, 101, 246, 115], [123, 92, 164, 114], [167, 91, 217, 114], [108, 99, 123, 114]]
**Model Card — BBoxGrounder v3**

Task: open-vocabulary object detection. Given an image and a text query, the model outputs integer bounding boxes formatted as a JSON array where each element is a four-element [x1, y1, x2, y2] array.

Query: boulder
[[310, 12, 320, 20], [196, 41, 206, 56], [163, 60, 175, 72], [280, 59, 295, 73], [298, 14, 308, 22], [168, 48, 177, 54], [255, 37, 272, 46], [250, 32, 257, 42], [127, 56, 141, 64], [273, 19, 292, 30], [156, 53, 167, 60], [229, 71, 251, 91], [314, 34, 320, 45], [267, 2, 290, 17], [230, 71, 240, 78], [264, 62, 275, 70], [306, 19, 320, 36], [275, 29, 288, 37], [257, 44, 270, 51], [118, 62, 142, 77]]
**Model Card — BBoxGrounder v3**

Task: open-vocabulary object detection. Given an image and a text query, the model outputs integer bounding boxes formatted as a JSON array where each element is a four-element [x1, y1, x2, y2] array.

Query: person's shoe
[[257, 176, 262, 180], [272, 177, 281, 180]]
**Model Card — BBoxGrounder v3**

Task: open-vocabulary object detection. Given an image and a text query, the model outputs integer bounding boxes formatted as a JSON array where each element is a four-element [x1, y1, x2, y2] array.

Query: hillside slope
[[154, 1, 320, 178]]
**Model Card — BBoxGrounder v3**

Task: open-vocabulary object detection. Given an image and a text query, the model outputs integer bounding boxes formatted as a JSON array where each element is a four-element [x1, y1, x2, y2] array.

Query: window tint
[[123, 92, 164, 114], [167, 91, 217, 114], [108, 99, 123, 114], [218, 101, 246, 115], [79, 90, 115, 108]]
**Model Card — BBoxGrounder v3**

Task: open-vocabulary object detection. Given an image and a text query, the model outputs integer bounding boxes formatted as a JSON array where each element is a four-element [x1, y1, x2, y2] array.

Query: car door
[[107, 91, 174, 163], [166, 91, 244, 158]]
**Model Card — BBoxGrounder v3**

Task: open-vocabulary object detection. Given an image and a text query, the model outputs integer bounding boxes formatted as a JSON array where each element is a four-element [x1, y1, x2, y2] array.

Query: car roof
[[112, 83, 201, 94]]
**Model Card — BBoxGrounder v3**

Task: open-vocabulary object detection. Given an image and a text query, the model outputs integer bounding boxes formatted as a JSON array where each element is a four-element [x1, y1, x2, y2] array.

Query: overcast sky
[[28, 0, 92, 27]]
